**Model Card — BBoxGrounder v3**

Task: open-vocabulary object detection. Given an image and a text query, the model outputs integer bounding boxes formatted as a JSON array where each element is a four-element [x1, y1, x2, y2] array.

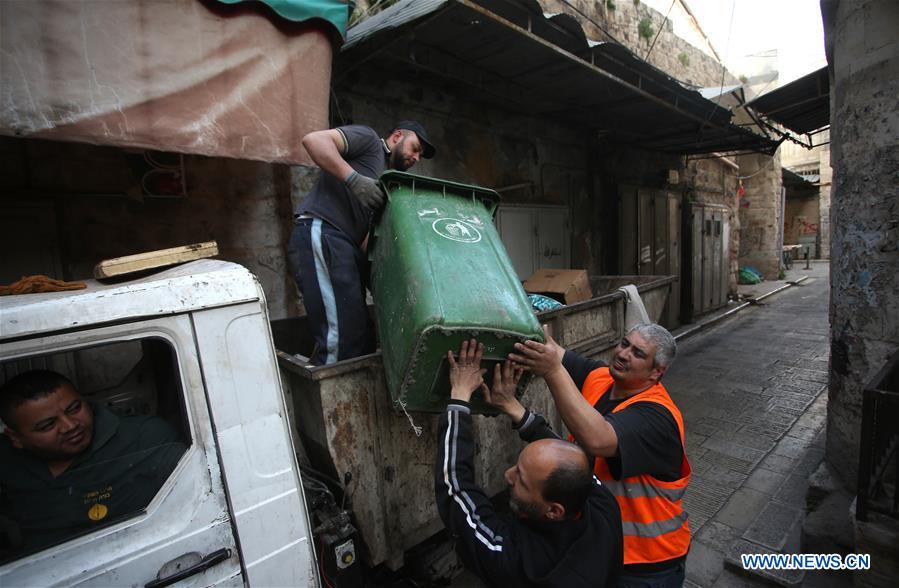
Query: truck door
[[0, 316, 243, 586], [192, 301, 317, 586]]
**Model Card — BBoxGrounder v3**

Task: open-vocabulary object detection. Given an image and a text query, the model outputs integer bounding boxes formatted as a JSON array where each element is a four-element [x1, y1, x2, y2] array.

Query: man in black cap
[[288, 121, 436, 364]]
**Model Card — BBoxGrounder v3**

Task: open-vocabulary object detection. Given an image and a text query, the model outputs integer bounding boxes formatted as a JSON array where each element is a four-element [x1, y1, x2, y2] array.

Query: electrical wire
[[302, 476, 335, 500], [299, 463, 346, 490], [693, 0, 738, 149], [645, 0, 677, 61], [318, 536, 336, 588], [714, 0, 737, 109]]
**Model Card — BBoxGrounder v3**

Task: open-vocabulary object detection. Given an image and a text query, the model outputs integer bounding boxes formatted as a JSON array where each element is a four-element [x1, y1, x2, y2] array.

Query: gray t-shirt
[[296, 125, 388, 244]]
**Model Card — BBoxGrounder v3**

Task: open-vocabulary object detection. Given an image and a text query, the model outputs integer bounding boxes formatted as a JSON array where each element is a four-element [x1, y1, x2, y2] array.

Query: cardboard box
[[523, 269, 592, 305]]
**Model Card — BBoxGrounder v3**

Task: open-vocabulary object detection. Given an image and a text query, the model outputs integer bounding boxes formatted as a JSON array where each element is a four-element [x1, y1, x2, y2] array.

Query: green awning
[[219, 0, 351, 38]]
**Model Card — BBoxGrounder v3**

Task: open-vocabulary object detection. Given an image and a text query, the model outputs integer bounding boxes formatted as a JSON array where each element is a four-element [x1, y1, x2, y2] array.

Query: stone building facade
[[781, 133, 833, 259], [535, 0, 779, 292], [343, 0, 776, 312], [736, 151, 784, 279], [822, 0, 898, 585]]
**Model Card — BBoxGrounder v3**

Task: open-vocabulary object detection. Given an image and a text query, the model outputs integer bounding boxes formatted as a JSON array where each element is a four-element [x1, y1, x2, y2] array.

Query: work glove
[[345, 171, 386, 210]]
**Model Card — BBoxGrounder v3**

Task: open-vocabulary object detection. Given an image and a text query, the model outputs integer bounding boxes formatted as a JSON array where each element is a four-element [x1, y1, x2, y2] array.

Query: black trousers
[[287, 218, 373, 365]]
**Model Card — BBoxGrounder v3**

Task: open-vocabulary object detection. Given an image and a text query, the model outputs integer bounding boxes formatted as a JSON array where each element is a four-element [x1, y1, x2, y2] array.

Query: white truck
[[0, 261, 322, 587], [0, 259, 673, 586]]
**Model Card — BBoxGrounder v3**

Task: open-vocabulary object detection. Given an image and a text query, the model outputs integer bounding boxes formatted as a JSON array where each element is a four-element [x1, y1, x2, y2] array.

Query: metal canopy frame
[[745, 66, 830, 150], [338, 0, 780, 156]]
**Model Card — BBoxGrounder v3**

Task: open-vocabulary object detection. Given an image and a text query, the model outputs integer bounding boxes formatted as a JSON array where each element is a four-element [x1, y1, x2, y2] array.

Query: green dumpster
[[371, 171, 544, 414]]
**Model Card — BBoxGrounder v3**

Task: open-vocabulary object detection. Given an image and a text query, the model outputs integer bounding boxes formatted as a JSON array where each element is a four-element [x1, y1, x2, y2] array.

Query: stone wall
[[823, 0, 899, 492], [736, 151, 784, 279], [0, 137, 298, 319], [819, 151, 833, 260], [784, 190, 820, 248], [781, 131, 833, 259], [539, 0, 739, 88], [332, 71, 607, 276]]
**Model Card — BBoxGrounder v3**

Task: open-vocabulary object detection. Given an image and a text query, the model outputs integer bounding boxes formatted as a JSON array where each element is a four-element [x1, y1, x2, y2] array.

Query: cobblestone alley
[[668, 261, 836, 586]]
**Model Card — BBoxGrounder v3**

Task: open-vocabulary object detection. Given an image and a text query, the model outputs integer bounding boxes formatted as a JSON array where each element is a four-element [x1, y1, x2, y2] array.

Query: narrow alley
[[667, 261, 836, 586], [2, 1, 896, 586]]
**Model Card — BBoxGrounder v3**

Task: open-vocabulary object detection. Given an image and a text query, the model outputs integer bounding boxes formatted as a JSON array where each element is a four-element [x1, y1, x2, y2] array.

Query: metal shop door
[[685, 202, 730, 321], [618, 187, 681, 327]]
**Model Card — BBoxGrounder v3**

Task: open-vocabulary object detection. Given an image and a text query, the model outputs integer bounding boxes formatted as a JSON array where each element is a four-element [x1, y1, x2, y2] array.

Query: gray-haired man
[[489, 323, 691, 588]]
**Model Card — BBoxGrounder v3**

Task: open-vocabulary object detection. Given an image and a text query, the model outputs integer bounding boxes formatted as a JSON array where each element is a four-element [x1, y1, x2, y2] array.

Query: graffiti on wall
[[788, 216, 820, 235]]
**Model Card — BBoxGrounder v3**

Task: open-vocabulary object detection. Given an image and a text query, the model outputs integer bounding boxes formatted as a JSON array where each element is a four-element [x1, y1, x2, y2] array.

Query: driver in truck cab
[[0, 370, 185, 557]]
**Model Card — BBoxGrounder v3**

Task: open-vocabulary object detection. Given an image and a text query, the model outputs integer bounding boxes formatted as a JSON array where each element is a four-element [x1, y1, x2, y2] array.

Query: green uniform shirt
[[0, 404, 186, 554]]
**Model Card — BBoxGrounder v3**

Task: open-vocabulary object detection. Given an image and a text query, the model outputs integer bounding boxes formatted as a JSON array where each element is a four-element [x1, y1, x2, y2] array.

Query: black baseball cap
[[394, 120, 436, 159]]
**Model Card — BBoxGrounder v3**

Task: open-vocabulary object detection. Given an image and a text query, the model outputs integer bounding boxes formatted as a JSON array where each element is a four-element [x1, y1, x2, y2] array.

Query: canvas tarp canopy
[[0, 0, 347, 165]]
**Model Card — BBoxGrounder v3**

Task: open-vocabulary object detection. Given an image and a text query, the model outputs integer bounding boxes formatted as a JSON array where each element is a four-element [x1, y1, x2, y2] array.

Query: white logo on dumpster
[[432, 218, 482, 243]]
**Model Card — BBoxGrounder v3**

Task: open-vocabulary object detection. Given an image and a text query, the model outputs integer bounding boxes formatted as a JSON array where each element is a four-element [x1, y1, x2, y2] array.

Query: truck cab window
[[0, 339, 189, 562]]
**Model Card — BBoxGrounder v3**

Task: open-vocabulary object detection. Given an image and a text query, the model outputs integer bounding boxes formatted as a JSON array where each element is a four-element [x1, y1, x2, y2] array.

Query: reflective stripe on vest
[[582, 367, 692, 565], [621, 510, 689, 537], [602, 478, 687, 502]]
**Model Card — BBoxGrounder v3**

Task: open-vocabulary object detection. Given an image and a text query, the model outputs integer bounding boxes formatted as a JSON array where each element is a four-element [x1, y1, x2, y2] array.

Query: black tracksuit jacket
[[435, 401, 623, 587]]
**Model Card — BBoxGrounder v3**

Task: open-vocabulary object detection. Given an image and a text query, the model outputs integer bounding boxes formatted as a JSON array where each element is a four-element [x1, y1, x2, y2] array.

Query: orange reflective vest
[[581, 368, 691, 565]]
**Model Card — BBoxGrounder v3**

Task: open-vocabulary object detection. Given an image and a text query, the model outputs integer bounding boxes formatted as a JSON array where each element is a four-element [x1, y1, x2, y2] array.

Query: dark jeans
[[287, 218, 373, 365], [617, 560, 686, 588]]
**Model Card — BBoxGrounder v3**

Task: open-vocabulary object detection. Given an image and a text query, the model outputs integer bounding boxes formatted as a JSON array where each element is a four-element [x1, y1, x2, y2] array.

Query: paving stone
[[685, 540, 725, 587], [757, 453, 795, 474], [696, 520, 742, 551], [774, 474, 811, 505], [685, 478, 734, 521], [702, 448, 759, 475], [790, 369, 829, 384], [770, 396, 815, 412], [773, 406, 807, 420], [691, 457, 713, 477], [802, 569, 855, 588], [773, 436, 813, 460], [689, 513, 711, 535], [693, 468, 749, 492], [724, 538, 805, 587], [721, 411, 764, 426], [736, 399, 773, 414], [770, 382, 818, 395], [758, 410, 799, 428], [743, 468, 788, 496], [709, 430, 778, 453], [794, 449, 825, 476], [712, 568, 772, 588], [702, 437, 768, 465], [715, 488, 771, 532], [794, 408, 827, 431], [686, 432, 709, 451], [744, 502, 803, 551], [783, 425, 820, 442], [739, 421, 791, 440]]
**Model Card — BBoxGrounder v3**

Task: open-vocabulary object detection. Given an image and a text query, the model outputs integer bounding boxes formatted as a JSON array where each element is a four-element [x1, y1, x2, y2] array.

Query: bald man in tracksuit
[[435, 340, 623, 587]]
